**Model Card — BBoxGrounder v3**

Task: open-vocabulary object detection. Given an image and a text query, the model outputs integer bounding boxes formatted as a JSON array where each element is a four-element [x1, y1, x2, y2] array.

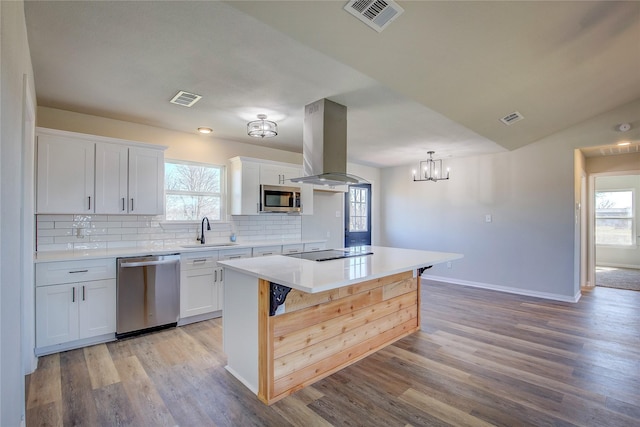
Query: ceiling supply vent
[[169, 90, 202, 107], [499, 111, 525, 125], [344, 0, 404, 33]]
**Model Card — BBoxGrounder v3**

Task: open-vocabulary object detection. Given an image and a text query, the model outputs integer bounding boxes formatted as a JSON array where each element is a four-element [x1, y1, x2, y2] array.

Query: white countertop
[[218, 246, 463, 293], [34, 239, 325, 263]]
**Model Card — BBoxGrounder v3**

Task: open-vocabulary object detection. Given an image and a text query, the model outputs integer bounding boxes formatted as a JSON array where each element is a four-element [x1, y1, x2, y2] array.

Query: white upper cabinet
[[36, 128, 166, 215], [127, 147, 164, 215], [36, 134, 95, 214], [228, 157, 261, 215], [228, 157, 313, 215], [95, 143, 128, 214], [259, 163, 301, 186]]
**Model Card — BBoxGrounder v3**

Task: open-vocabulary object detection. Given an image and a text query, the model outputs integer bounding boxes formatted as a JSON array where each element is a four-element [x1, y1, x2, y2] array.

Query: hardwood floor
[[26, 281, 640, 426]]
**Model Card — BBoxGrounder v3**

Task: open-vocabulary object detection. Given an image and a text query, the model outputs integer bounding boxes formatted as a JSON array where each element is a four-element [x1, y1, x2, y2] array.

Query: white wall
[[380, 98, 640, 301], [37, 106, 303, 166], [1, 0, 36, 424]]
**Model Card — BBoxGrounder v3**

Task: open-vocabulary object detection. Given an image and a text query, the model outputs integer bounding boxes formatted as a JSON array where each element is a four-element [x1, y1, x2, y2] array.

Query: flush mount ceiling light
[[197, 127, 212, 134], [413, 151, 450, 182], [617, 123, 631, 132], [247, 114, 277, 138]]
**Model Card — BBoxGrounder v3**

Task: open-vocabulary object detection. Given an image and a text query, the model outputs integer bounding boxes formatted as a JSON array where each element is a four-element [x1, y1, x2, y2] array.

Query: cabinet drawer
[[304, 242, 327, 252], [252, 245, 282, 257], [282, 244, 304, 254], [36, 258, 116, 286], [219, 247, 252, 260], [180, 251, 219, 270]]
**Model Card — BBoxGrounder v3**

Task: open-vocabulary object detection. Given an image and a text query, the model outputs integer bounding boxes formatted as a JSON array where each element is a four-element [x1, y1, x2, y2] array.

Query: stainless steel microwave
[[260, 185, 301, 213]]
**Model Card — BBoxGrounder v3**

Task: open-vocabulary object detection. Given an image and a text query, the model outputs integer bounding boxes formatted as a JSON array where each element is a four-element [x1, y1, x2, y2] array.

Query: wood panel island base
[[219, 246, 463, 405]]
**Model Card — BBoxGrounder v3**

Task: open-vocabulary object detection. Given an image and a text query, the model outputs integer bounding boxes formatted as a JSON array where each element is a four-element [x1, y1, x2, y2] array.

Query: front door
[[345, 184, 371, 247]]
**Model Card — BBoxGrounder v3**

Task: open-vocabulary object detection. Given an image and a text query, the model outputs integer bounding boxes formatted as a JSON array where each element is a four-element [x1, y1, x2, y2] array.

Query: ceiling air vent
[[170, 90, 202, 107], [499, 111, 524, 125], [344, 0, 404, 33]]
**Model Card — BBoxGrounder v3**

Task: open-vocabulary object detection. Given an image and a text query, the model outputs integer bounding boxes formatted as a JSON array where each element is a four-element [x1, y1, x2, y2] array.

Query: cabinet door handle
[[82, 285, 86, 301], [261, 252, 273, 256], [220, 268, 223, 282], [122, 197, 126, 211], [88, 196, 91, 210], [72, 286, 76, 303], [69, 269, 88, 274], [130, 198, 134, 211], [228, 255, 242, 259], [214, 269, 217, 282], [192, 258, 207, 264]]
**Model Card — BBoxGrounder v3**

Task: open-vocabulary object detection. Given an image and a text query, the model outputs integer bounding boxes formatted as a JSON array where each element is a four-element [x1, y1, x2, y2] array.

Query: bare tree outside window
[[595, 190, 634, 246], [165, 161, 224, 221]]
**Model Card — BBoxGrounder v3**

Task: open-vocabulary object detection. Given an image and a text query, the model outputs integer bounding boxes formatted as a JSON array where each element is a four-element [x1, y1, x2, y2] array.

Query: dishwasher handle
[[119, 258, 179, 268]]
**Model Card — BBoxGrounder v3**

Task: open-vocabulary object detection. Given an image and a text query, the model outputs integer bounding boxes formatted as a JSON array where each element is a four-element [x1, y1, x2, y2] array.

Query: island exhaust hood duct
[[289, 99, 368, 187]]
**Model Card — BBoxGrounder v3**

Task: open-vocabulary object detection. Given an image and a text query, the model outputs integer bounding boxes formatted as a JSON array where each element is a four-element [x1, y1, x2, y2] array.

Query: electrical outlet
[[447, 261, 452, 269]]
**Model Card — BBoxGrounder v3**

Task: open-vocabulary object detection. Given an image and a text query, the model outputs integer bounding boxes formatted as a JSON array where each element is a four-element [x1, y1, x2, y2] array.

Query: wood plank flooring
[[26, 281, 640, 426]]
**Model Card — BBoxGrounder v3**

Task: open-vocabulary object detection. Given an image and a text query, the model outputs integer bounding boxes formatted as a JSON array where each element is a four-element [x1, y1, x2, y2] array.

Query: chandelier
[[247, 114, 277, 138], [413, 151, 450, 182]]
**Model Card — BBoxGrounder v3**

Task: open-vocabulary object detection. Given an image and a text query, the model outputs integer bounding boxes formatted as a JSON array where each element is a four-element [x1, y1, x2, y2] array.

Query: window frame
[[594, 188, 636, 247], [163, 159, 226, 223]]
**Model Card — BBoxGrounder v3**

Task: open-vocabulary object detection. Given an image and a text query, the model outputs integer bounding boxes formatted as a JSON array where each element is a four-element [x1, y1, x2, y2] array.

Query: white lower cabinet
[[252, 245, 282, 257], [180, 251, 224, 323], [304, 242, 327, 252], [35, 258, 116, 354], [35, 279, 116, 350], [282, 243, 304, 254]]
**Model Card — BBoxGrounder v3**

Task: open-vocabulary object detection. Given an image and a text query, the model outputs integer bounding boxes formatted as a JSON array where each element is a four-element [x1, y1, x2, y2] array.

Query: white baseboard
[[423, 275, 581, 303], [596, 263, 640, 270]]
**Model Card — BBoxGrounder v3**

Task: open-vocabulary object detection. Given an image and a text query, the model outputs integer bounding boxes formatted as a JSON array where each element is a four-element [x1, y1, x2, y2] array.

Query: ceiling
[[24, 1, 640, 167]]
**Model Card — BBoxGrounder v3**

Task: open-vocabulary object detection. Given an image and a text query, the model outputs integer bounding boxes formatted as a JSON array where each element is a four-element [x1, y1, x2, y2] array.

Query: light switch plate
[[485, 214, 492, 223]]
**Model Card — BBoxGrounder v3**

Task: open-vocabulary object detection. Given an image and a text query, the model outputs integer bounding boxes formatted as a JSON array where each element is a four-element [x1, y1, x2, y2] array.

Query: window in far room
[[595, 189, 634, 246], [164, 160, 224, 221]]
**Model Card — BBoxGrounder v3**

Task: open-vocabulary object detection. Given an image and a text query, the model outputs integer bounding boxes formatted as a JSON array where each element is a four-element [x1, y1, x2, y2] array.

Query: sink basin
[[180, 243, 238, 249]]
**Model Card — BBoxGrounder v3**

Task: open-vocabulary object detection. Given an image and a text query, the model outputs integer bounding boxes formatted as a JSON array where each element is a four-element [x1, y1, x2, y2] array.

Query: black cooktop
[[285, 248, 374, 262]]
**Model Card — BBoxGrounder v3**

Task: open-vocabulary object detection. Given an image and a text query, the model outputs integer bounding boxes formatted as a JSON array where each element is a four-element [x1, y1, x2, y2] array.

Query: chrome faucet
[[198, 216, 211, 244]]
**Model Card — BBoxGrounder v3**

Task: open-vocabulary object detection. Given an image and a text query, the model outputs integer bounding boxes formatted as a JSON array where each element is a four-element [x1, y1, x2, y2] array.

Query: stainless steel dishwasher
[[116, 254, 180, 338]]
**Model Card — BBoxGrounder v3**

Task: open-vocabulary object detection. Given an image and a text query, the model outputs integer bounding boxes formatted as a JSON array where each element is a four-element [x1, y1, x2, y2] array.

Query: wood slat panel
[[274, 292, 417, 358], [283, 271, 413, 314], [262, 271, 420, 403], [274, 307, 418, 380], [258, 279, 275, 404], [273, 275, 416, 337], [273, 318, 420, 398], [273, 287, 385, 335]]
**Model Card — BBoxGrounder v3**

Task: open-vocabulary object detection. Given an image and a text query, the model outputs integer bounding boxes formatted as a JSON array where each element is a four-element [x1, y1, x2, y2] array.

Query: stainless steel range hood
[[290, 99, 368, 187]]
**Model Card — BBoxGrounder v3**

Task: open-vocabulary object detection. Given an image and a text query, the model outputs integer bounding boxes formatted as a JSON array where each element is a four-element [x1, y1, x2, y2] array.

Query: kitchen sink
[[180, 243, 239, 248]]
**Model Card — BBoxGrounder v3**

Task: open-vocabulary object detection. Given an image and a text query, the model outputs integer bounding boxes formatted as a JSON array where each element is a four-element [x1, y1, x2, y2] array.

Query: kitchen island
[[218, 246, 463, 404]]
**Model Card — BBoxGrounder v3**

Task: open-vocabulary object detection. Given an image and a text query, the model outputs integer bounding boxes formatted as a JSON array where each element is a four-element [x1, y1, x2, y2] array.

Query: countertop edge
[[34, 239, 327, 263], [218, 248, 464, 293]]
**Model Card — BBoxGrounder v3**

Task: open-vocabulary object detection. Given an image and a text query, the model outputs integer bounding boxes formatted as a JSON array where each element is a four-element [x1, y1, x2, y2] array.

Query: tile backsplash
[[36, 214, 302, 252]]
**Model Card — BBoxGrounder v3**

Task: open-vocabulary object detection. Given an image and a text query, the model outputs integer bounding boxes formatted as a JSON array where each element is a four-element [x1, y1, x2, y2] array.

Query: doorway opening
[[345, 184, 371, 247], [592, 174, 640, 291]]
